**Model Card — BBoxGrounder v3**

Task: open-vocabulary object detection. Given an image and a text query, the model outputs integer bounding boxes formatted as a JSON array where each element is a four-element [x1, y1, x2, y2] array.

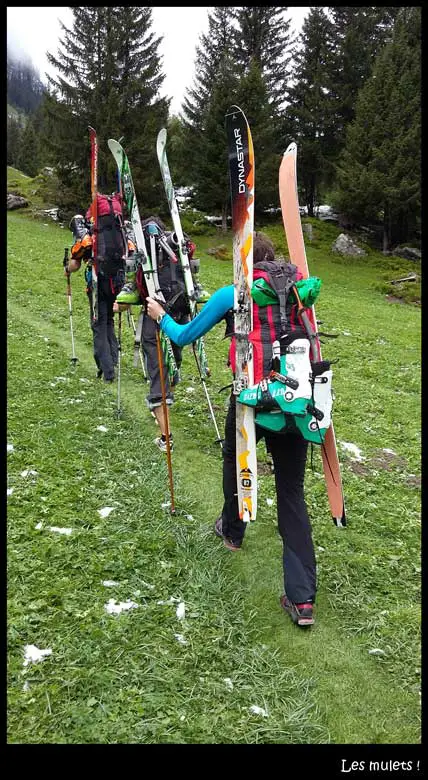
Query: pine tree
[[333, 8, 421, 250], [7, 115, 23, 168], [43, 7, 168, 215], [16, 118, 40, 177], [328, 7, 400, 150], [285, 8, 336, 214], [233, 7, 294, 113], [181, 7, 239, 225]]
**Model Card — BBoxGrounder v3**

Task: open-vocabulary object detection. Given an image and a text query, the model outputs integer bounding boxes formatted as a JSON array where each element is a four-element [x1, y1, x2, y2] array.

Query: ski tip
[[225, 104, 244, 119], [107, 138, 119, 151], [88, 125, 96, 133], [283, 141, 297, 157], [157, 128, 167, 145]]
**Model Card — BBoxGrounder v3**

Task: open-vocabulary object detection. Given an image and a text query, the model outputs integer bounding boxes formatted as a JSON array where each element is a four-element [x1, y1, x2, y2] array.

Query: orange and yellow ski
[[225, 105, 257, 523]]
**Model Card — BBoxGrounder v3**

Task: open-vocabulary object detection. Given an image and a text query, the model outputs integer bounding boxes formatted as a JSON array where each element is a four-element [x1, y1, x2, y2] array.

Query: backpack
[[86, 193, 127, 277], [135, 219, 189, 316], [237, 259, 334, 444]]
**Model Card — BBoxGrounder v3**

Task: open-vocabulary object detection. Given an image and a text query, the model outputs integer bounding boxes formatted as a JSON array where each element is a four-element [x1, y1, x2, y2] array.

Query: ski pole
[[156, 328, 175, 514], [127, 309, 147, 380], [192, 345, 223, 447], [115, 310, 122, 418], [63, 248, 78, 365]]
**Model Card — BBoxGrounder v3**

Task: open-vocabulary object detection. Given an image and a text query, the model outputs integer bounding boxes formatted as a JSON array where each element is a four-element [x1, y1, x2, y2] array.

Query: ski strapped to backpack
[[279, 142, 345, 527], [107, 138, 179, 387], [88, 126, 99, 322], [156, 128, 223, 447], [225, 105, 257, 523]]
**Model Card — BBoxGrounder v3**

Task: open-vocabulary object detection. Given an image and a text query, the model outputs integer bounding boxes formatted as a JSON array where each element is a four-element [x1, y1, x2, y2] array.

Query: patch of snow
[[7, 444, 14, 453], [7, 488, 14, 496], [266, 498, 274, 506], [186, 514, 194, 521], [249, 705, 268, 717], [224, 678, 234, 691], [98, 507, 115, 518], [339, 441, 365, 461], [102, 580, 119, 587], [23, 644, 52, 666], [317, 546, 325, 552], [176, 602, 186, 621], [104, 599, 138, 615], [23, 680, 30, 692], [35, 522, 43, 530], [382, 448, 397, 455], [161, 502, 171, 508], [174, 633, 187, 645], [96, 425, 108, 432], [368, 648, 385, 656], [140, 580, 155, 590], [49, 526, 73, 535], [20, 470, 38, 477], [185, 387, 195, 394], [342, 331, 352, 336]]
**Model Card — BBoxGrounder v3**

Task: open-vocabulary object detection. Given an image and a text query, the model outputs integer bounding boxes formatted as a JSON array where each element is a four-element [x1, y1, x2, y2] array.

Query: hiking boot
[[280, 595, 314, 627], [116, 273, 141, 306], [194, 282, 211, 303], [154, 434, 174, 453], [96, 368, 103, 379], [214, 515, 242, 551]]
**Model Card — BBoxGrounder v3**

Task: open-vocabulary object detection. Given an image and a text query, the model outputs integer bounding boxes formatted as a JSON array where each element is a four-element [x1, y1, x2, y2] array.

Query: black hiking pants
[[142, 312, 185, 410], [221, 393, 317, 604], [89, 275, 119, 381]]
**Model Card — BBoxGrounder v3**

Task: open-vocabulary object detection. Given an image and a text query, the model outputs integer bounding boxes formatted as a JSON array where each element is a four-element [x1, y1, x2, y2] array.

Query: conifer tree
[[328, 7, 400, 150], [285, 8, 336, 214], [333, 8, 421, 250], [7, 115, 23, 168], [181, 7, 239, 225], [16, 118, 40, 177], [233, 7, 294, 113], [43, 6, 168, 215]]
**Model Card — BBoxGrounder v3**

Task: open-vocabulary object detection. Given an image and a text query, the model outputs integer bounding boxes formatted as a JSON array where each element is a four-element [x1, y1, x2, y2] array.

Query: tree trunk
[[382, 203, 390, 253], [221, 201, 228, 232]]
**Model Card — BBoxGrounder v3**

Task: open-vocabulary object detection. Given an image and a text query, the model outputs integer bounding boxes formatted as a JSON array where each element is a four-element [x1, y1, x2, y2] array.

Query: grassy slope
[[7, 211, 420, 744]]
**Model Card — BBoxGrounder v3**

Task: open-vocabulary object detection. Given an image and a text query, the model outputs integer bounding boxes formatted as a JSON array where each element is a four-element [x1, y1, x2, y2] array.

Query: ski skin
[[279, 142, 346, 527], [107, 138, 179, 385], [225, 105, 257, 524]]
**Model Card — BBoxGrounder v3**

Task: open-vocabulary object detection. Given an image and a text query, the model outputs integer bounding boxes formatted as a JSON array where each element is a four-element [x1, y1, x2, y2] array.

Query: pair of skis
[[109, 133, 222, 447], [226, 106, 346, 527]]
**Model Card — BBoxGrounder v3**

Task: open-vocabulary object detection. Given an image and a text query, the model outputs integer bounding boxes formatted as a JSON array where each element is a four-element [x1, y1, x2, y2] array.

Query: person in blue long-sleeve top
[[146, 231, 317, 628]]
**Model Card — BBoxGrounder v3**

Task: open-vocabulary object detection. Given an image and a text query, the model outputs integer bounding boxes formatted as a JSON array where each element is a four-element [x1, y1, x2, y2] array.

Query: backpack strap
[[255, 260, 298, 336]]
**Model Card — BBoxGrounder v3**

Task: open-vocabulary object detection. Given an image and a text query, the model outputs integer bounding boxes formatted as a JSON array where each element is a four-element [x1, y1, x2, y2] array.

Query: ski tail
[[225, 105, 257, 523], [279, 142, 346, 526]]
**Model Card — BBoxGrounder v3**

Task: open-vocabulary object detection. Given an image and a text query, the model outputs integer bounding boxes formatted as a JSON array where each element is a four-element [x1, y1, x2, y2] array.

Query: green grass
[[7, 209, 420, 743]]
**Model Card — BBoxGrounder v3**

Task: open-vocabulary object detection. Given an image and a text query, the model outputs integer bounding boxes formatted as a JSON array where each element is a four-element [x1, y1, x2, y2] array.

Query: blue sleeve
[[160, 286, 234, 346]]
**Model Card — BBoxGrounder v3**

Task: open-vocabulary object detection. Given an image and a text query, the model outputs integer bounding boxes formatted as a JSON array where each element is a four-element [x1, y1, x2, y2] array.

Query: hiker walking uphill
[[66, 195, 134, 382], [114, 215, 208, 452], [146, 231, 334, 628]]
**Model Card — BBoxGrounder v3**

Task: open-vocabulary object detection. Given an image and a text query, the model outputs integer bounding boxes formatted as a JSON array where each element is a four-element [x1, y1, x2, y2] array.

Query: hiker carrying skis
[[67, 196, 134, 382], [114, 215, 209, 452], [146, 232, 329, 628]]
